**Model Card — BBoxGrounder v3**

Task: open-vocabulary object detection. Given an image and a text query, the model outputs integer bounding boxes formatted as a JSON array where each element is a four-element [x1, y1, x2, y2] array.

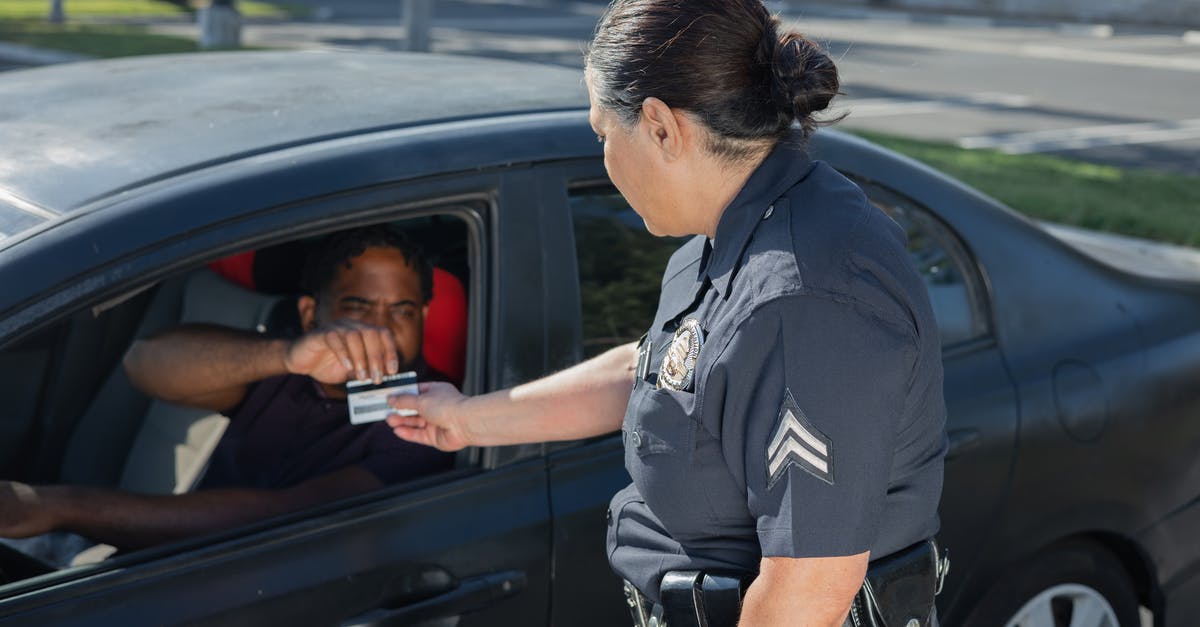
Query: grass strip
[[0, 21, 199, 57], [851, 129, 1200, 247], [0, 0, 306, 20]]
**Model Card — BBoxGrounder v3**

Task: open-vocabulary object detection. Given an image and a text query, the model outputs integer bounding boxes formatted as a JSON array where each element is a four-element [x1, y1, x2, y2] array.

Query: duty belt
[[624, 539, 948, 627]]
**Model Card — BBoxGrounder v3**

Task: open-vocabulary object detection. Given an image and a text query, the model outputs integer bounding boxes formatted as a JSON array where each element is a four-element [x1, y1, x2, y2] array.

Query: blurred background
[[0, 0, 1198, 250]]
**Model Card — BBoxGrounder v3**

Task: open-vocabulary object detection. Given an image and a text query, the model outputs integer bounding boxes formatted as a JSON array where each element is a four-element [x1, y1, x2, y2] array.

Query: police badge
[[658, 317, 704, 391]]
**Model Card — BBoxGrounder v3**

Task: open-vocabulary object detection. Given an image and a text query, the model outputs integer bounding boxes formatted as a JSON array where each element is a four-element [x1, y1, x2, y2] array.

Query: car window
[[571, 183, 988, 353], [0, 212, 475, 587], [867, 195, 990, 348], [569, 186, 686, 358]]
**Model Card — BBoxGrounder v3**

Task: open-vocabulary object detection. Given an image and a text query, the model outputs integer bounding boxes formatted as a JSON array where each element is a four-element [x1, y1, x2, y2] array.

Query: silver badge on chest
[[658, 317, 704, 391]]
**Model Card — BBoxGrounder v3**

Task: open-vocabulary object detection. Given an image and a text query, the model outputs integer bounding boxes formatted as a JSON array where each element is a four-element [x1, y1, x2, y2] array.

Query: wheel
[[964, 541, 1141, 627]]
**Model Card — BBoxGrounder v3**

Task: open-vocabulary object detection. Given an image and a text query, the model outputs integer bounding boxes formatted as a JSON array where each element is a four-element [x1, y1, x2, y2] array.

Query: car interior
[[0, 214, 473, 584]]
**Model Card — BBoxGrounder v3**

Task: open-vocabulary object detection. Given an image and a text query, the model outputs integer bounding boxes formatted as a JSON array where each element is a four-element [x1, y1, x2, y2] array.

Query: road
[[3, 0, 1198, 174]]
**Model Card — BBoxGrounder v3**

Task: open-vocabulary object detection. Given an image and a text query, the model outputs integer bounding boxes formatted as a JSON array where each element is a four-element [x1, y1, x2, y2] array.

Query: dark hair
[[585, 0, 841, 159], [301, 225, 433, 303]]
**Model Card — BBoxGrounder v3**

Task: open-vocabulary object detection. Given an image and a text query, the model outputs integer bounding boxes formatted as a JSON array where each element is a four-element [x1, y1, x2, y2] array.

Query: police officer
[[387, 1, 947, 625]]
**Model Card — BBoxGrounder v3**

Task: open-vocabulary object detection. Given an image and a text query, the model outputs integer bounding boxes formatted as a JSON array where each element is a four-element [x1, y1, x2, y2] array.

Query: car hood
[[1041, 222, 1200, 283]]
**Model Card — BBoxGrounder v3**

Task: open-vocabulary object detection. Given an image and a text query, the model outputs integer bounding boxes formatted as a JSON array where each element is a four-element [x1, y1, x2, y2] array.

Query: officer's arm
[[739, 552, 869, 626], [388, 342, 637, 449]]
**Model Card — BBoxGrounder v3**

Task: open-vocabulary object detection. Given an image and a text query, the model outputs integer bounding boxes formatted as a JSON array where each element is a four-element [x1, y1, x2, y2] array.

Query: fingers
[[320, 322, 400, 383]]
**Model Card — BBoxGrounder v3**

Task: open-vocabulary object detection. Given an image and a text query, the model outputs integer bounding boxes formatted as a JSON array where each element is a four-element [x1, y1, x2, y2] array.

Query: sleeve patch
[[767, 390, 835, 487]]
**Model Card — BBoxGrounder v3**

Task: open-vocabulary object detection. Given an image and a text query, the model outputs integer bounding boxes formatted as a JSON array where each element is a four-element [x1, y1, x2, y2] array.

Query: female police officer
[[387, 1, 947, 625]]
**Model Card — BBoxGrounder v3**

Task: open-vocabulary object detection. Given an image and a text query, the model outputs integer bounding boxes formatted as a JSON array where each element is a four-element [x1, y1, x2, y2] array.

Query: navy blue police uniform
[[608, 136, 947, 626]]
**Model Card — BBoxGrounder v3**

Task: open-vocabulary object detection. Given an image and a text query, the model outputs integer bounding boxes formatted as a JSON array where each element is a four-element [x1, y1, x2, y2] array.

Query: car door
[[0, 168, 564, 626]]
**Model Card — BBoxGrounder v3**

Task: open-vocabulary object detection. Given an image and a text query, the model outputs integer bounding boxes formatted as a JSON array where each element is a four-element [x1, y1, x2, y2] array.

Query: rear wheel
[[965, 542, 1140, 627]]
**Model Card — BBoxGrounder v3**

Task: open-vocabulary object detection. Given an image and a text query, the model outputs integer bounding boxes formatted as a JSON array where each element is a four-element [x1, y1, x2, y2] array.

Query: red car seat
[[208, 252, 467, 386]]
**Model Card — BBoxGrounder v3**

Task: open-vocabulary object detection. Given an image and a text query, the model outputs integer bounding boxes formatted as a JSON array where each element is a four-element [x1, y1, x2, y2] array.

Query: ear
[[639, 97, 687, 161], [421, 304, 430, 321], [297, 295, 318, 333]]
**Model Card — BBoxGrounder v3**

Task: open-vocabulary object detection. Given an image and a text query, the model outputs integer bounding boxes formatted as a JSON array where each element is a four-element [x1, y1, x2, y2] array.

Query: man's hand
[[0, 481, 57, 539], [386, 382, 471, 452], [285, 320, 400, 384]]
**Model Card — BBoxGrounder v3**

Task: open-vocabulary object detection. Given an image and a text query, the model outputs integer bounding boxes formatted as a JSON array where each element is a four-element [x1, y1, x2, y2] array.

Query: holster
[[850, 539, 948, 627]]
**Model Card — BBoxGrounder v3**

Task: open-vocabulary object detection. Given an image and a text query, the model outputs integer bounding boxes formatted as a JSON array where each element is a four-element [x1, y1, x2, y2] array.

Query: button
[[630, 430, 643, 448], [762, 204, 774, 220]]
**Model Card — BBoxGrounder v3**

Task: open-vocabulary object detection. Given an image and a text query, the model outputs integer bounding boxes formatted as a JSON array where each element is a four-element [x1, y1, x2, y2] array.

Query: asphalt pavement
[[1, 0, 1198, 174]]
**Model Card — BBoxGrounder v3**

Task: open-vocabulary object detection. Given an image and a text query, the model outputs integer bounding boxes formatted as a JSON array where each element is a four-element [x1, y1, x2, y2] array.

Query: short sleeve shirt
[[607, 138, 947, 601], [199, 372, 454, 490]]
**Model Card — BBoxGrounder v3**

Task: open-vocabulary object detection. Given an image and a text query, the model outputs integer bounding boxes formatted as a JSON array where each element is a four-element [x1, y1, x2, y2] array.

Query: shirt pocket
[[629, 386, 697, 458]]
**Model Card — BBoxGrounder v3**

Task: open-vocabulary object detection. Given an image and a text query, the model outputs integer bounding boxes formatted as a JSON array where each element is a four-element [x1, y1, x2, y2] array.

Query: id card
[[346, 371, 418, 424]]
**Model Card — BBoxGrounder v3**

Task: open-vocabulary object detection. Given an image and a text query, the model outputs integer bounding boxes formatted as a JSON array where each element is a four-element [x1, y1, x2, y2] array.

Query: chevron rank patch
[[767, 391, 834, 487]]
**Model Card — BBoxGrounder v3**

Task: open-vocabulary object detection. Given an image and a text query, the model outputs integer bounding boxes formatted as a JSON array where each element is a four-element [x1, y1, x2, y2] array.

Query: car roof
[[0, 50, 589, 220]]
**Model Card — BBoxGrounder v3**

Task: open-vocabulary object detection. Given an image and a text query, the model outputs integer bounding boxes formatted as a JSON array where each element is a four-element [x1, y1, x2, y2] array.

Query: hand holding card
[[347, 372, 418, 424]]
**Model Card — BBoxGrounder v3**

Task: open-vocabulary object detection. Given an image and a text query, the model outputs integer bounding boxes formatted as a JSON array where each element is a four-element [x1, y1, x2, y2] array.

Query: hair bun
[[771, 32, 840, 122]]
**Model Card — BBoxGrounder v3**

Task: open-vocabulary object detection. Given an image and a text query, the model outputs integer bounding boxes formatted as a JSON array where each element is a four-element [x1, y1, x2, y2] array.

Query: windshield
[[1041, 222, 1200, 283]]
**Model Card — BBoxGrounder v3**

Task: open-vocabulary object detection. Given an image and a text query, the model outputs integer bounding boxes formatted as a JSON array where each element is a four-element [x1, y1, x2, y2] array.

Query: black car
[[1, 51, 1198, 627]]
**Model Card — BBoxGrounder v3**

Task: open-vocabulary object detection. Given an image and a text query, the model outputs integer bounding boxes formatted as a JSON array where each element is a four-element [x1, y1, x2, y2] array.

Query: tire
[[963, 541, 1141, 627]]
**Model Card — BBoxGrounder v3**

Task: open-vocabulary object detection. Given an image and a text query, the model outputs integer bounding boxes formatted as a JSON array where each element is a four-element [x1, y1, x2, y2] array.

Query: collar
[[702, 138, 816, 298]]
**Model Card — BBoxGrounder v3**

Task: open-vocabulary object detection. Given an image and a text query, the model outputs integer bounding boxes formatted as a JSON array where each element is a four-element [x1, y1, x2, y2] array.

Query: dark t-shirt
[[198, 371, 454, 490]]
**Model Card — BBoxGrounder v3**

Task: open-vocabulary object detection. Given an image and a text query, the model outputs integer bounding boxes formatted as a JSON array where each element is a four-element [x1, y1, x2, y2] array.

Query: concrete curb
[[0, 41, 91, 67]]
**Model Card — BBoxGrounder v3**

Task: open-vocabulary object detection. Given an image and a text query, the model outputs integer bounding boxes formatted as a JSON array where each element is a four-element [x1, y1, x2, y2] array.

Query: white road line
[[958, 119, 1200, 154], [833, 93, 1032, 119]]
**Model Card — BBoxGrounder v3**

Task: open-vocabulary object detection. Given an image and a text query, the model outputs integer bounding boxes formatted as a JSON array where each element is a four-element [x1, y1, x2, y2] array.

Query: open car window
[[0, 211, 475, 586]]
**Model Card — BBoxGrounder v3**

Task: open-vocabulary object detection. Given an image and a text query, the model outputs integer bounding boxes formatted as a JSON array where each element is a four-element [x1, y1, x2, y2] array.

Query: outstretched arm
[[124, 321, 401, 412], [0, 467, 381, 551], [388, 342, 638, 450]]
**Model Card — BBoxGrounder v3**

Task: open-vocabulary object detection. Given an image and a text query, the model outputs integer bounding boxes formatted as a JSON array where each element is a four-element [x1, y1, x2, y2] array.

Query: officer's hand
[[386, 382, 471, 452], [0, 481, 54, 539], [284, 320, 400, 384]]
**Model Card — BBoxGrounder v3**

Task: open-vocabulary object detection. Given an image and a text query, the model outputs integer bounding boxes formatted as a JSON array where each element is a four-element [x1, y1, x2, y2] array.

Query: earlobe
[[297, 295, 317, 333]]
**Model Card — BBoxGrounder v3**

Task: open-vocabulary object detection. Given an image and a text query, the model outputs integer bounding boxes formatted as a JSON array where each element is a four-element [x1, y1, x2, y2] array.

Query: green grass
[[0, 21, 199, 56], [851, 130, 1200, 247], [0, 0, 307, 21]]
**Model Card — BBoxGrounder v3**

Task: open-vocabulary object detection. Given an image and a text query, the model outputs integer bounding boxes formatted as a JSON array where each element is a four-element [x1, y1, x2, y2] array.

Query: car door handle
[[946, 428, 981, 461], [342, 570, 527, 627]]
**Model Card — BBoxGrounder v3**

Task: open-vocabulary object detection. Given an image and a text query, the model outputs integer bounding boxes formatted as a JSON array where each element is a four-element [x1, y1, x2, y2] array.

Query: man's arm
[[124, 324, 292, 412], [0, 467, 381, 551], [738, 553, 868, 627], [387, 342, 638, 450], [125, 321, 401, 412]]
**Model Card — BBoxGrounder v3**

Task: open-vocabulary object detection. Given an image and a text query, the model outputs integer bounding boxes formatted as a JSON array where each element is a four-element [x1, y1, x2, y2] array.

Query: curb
[[0, 41, 91, 67]]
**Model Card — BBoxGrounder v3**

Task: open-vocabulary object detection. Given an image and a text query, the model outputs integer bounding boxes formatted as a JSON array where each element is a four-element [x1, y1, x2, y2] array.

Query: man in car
[[0, 226, 454, 558]]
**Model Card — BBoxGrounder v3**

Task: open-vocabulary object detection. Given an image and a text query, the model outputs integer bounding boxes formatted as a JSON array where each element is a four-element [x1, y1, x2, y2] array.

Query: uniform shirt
[[199, 370, 455, 490], [607, 138, 947, 602]]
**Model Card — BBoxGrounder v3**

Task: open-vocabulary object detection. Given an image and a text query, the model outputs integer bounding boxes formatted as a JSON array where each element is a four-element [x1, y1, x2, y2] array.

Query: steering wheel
[[0, 543, 55, 584]]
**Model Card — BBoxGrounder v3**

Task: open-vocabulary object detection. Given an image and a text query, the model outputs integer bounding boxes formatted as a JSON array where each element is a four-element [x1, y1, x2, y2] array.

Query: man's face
[[308, 246, 428, 371]]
